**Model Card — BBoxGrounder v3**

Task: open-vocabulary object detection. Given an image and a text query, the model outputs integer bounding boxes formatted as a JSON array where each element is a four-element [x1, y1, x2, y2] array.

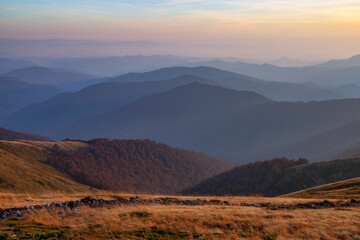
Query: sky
[[0, 0, 360, 60]]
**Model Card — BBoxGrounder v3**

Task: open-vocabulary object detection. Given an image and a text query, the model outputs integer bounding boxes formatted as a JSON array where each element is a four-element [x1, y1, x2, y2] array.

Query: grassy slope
[[0, 126, 52, 141], [0, 140, 96, 194], [276, 158, 360, 195], [282, 177, 360, 199]]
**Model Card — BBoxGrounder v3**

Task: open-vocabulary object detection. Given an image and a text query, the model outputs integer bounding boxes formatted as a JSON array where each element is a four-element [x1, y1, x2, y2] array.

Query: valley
[[1, 54, 360, 240]]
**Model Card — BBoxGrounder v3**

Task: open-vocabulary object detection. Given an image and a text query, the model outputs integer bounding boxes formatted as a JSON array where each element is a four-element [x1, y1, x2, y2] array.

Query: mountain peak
[[317, 54, 360, 68], [5, 66, 51, 74], [349, 54, 360, 60]]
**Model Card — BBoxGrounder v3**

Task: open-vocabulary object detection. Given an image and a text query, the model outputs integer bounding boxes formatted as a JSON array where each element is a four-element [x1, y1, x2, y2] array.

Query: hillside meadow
[[0, 193, 359, 240]]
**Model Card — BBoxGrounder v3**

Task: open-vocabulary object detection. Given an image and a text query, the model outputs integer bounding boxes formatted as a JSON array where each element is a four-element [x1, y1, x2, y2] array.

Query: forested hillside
[[184, 157, 360, 196], [48, 138, 235, 194]]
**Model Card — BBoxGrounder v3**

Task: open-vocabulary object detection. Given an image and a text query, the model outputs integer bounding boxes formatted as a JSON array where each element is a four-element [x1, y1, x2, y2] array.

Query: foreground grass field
[[1, 194, 359, 239]]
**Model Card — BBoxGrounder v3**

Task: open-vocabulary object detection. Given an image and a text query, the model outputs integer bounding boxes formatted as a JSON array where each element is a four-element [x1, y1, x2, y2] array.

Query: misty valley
[[1, 54, 360, 239]]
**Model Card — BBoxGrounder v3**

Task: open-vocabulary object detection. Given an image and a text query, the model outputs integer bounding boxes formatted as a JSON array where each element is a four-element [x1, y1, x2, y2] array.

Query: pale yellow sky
[[1, 0, 360, 59]]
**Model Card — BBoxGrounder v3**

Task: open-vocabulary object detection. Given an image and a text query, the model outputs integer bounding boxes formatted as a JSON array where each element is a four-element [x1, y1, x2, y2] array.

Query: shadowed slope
[[61, 82, 271, 142], [184, 158, 360, 197], [0, 77, 60, 120], [3, 75, 215, 138]]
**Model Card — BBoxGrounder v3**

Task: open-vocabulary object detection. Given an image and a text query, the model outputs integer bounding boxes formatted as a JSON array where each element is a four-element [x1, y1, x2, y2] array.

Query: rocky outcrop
[[1, 197, 359, 221]]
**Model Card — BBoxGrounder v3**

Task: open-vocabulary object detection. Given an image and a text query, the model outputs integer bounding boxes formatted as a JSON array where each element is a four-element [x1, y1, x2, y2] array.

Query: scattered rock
[[0, 197, 358, 221]]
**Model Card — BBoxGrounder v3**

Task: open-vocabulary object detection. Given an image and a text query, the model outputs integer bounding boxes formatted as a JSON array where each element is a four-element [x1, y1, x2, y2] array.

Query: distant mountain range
[[2, 53, 360, 90], [316, 54, 360, 68], [4, 65, 343, 140], [110, 66, 341, 101], [1, 58, 360, 164], [61, 82, 271, 142], [58, 83, 360, 162], [263, 57, 322, 67], [3, 66, 97, 91], [2, 75, 215, 137], [4, 68, 360, 162], [0, 77, 60, 120], [3, 53, 360, 86], [0, 58, 35, 75], [186, 58, 360, 88], [31, 55, 206, 76]]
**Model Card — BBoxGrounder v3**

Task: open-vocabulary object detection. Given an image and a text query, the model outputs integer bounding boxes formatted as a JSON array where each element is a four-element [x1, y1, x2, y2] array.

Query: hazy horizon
[[0, 38, 331, 63], [1, 0, 360, 60]]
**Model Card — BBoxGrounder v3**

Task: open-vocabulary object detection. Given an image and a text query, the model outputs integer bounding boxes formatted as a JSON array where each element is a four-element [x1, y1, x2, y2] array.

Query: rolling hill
[[0, 135, 235, 195], [0, 58, 35, 75], [2, 75, 216, 138], [0, 77, 60, 120], [0, 126, 52, 141], [184, 158, 360, 197], [326, 83, 360, 98], [257, 119, 360, 162], [47, 138, 236, 194], [61, 83, 272, 141], [110, 66, 341, 101], [110, 66, 240, 82], [282, 177, 360, 199], [200, 98, 360, 161], [0, 140, 94, 194]]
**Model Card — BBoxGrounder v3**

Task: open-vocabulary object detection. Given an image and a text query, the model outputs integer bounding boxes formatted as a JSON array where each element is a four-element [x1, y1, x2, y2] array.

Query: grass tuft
[[129, 211, 152, 218], [262, 232, 278, 240]]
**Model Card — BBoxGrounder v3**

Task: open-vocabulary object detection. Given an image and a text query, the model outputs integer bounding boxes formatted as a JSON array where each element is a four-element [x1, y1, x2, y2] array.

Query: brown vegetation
[[185, 157, 360, 197], [48, 138, 235, 194], [2, 195, 358, 240], [184, 158, 309, 196]]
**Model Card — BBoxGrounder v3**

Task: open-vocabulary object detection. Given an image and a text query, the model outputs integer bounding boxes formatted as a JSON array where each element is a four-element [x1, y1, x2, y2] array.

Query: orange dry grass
[[24, 200, 360, 240]]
